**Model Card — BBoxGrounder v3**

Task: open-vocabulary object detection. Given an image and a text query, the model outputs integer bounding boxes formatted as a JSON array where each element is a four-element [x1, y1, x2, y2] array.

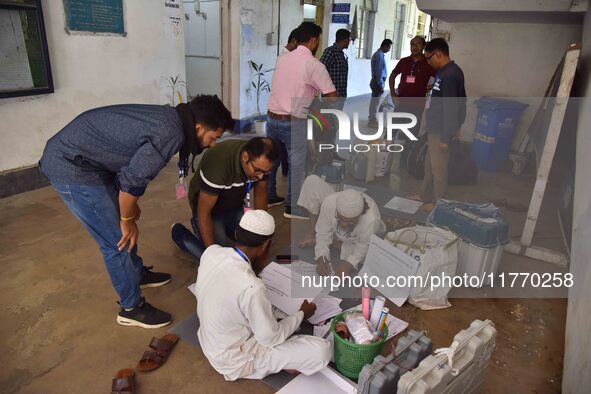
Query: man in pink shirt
[[267, 22, 337, 220]]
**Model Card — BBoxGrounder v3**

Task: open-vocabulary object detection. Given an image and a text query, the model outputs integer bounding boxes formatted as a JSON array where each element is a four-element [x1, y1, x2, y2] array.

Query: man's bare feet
[[408, 194, 423, 201], [298, 237, 316, 248], [420, 202, 434, 211], [284, 369, 301, 375]]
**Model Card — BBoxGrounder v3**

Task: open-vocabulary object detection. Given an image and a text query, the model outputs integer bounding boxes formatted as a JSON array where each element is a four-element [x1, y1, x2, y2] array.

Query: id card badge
[[406, 75, 416, 84], [176, 179, 187, 200]]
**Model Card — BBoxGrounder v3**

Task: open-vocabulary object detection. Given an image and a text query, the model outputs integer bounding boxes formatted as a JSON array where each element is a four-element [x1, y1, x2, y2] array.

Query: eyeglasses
[[248, 158, 271, 177], [425, 53, 436, 61]]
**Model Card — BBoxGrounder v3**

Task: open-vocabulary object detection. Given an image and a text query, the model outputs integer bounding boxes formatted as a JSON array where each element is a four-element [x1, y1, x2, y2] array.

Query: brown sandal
[[111, 369, 135, 394], [137, 333, 179, 372]]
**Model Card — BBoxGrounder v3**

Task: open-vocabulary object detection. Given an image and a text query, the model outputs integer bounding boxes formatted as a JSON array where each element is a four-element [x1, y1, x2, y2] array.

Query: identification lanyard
[[244, 180, 252, 210], [176, 159, 188, 200], [233, 247, 250, 265]]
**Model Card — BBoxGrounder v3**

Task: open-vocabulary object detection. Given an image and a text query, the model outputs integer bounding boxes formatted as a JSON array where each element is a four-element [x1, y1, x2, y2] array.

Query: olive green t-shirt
[[188, 139, 250, 214]]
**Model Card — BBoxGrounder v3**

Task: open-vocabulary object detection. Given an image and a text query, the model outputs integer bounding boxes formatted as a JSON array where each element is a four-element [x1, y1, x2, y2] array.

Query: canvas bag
[[385, 226, 459, 310]]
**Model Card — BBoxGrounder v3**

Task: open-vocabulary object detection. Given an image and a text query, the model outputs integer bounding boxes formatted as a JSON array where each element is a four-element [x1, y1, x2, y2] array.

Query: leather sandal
[[111, 369, 135, 394], [137, 333, 179, 372]]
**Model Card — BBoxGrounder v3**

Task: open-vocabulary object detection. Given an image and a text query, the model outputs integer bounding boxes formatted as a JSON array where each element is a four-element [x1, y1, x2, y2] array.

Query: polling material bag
[[385, 226, 459, 310], [406, 134, 428, 179]]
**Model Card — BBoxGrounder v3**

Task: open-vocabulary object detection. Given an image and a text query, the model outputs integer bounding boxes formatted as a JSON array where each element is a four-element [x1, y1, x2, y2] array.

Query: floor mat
[[168, 312, 297, 390]]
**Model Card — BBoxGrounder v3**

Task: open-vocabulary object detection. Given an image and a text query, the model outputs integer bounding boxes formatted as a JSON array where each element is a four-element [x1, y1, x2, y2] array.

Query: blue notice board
[[332, 14, 350, 24], [332, 3, 351, 13], [63, 0, 125, 34]]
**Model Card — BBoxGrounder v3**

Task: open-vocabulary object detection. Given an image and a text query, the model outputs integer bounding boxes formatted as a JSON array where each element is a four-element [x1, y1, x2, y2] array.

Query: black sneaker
[[284, 206, 309, 220], [139, 266, 171, 289], [116, 298, 172, 329], [268, 196, 286, 208]]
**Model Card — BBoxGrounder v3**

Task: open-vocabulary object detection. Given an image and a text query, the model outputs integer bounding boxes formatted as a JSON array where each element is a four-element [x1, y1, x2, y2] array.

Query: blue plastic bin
[[471, 97, 528, 171]]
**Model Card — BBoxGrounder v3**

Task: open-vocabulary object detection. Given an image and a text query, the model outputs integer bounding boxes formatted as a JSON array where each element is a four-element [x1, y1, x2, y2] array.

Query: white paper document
[[307, 295, 343, 325], [346, 304, 408, 340], [277, 366, 356, 394], [343, 184, 368, 193], [358, 235, 420, 307], [260, 262, 323, 315], [188, 282, 196, 297], [384, 196, 422, 214]]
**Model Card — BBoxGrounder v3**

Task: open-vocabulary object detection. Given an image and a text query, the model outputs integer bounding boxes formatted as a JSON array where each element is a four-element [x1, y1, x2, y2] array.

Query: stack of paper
[[384, 196, 422, 214], [307, 295, 343, 325], [260, 262, 343, 324]]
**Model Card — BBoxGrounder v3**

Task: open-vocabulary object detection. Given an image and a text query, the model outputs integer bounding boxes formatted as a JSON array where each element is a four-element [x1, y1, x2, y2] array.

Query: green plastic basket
[[331, 311, 388, 379]]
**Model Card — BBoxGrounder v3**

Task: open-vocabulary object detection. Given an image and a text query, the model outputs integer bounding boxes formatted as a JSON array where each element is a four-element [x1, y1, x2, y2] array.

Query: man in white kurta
[[297, 175, 386, 275], [195, 210, 331, 381]]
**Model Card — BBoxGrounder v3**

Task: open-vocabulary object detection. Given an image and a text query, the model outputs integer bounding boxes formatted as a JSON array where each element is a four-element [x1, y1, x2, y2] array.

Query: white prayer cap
[[336, 189, 364, 218], [239, 209, 275, 236]]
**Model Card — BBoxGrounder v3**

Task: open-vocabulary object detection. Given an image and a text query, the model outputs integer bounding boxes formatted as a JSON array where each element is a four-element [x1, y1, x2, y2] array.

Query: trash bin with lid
[[471, 97, 528, 171]]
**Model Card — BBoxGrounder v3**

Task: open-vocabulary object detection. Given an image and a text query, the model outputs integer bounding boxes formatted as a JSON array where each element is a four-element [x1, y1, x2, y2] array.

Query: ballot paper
[[358, 235, 419, 307], [384, 196, 422, 214], [307, 295, 343, 325], [343, 184, 368, 193], [277, 366, 356, 394]]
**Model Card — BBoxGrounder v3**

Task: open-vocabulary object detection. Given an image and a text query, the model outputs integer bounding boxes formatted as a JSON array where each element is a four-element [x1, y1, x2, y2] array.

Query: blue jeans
[[171, 208, 244, 259], [266, 117, 308, 207], [51, 182, 143, 309]]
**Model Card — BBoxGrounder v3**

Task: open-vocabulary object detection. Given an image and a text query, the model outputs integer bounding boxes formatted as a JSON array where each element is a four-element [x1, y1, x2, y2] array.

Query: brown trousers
[[420, 133, 450, 202]]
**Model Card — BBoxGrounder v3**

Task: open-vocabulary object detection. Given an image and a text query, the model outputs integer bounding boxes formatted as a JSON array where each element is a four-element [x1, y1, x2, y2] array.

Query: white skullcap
[[336, 189, 364, 218], [239, 209, 275, 236]]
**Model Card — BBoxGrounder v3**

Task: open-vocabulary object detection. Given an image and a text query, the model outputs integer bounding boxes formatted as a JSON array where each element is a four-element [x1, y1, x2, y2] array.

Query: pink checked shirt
[[267, 45, 336, 118]]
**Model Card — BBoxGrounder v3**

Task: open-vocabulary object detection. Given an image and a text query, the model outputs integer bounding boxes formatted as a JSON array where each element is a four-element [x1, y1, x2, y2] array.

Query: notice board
[[64, 0, 125, 35]]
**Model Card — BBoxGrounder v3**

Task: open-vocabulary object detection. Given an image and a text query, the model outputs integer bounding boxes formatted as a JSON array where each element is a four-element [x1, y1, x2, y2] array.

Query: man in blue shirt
[[368, 39, 392, 127], [39, 95, 234, 329]]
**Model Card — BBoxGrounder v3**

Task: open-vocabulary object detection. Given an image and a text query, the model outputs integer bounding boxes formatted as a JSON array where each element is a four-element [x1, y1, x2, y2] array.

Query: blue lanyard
[[233, 247, 250, 265]]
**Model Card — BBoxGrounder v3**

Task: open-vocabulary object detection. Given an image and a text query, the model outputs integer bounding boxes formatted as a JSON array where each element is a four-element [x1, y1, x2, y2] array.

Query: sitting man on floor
[[171, 137, 279, 259], [195, 210, 331, 380], [297, 175, 386, 276]]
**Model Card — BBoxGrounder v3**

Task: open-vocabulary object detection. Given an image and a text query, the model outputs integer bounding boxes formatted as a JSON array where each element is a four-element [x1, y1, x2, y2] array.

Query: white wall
[[185, 0, 221, 98], [563, 2, 591, 392], [238, 0, 303, 119], [0, 0, 186, 173], [432, 20, 582, 142]]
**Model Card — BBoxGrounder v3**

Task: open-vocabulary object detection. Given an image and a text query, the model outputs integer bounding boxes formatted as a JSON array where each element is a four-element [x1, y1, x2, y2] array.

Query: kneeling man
[[195, 210, 331, 381], [298, 175, 386, 276]]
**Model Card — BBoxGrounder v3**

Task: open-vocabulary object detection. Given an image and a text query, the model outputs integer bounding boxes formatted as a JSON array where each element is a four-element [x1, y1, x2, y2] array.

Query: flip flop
[[137, 333, 179, 372], [111, 369, 135, 394]]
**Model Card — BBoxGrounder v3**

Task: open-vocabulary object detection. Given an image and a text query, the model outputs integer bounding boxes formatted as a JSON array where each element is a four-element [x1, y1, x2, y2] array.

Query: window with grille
[[0, 0, 53, 98], [356, 0, 376, 59]]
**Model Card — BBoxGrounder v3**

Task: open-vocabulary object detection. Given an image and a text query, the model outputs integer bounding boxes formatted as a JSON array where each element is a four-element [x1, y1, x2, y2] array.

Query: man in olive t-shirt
[[171, 137, 280, 259]]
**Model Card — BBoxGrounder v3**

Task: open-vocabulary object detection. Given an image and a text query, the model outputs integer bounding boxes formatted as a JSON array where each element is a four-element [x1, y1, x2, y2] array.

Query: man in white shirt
[[278, 28, 299, 58], [267, 22, 337, 220], [195, 210, 331, 381], [297, 175, 386, 276]]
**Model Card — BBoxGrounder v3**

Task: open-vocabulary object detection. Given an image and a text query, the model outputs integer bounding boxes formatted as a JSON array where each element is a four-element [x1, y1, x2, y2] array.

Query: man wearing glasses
[[411, 38, 466, 208], [171, 137, 280, 260]]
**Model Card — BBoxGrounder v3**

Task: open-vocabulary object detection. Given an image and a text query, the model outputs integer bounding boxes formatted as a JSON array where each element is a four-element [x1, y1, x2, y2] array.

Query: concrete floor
[[0, 151, 569, 393]]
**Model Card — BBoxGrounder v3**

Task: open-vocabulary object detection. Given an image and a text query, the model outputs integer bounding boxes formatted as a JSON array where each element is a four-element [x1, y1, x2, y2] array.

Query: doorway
[[184, 0, 222, 99]]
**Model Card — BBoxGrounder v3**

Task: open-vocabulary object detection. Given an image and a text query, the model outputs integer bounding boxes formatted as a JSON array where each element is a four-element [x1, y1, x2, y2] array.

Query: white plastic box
[[457, 240, 503, 287], [398, 319, 496, 394]]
